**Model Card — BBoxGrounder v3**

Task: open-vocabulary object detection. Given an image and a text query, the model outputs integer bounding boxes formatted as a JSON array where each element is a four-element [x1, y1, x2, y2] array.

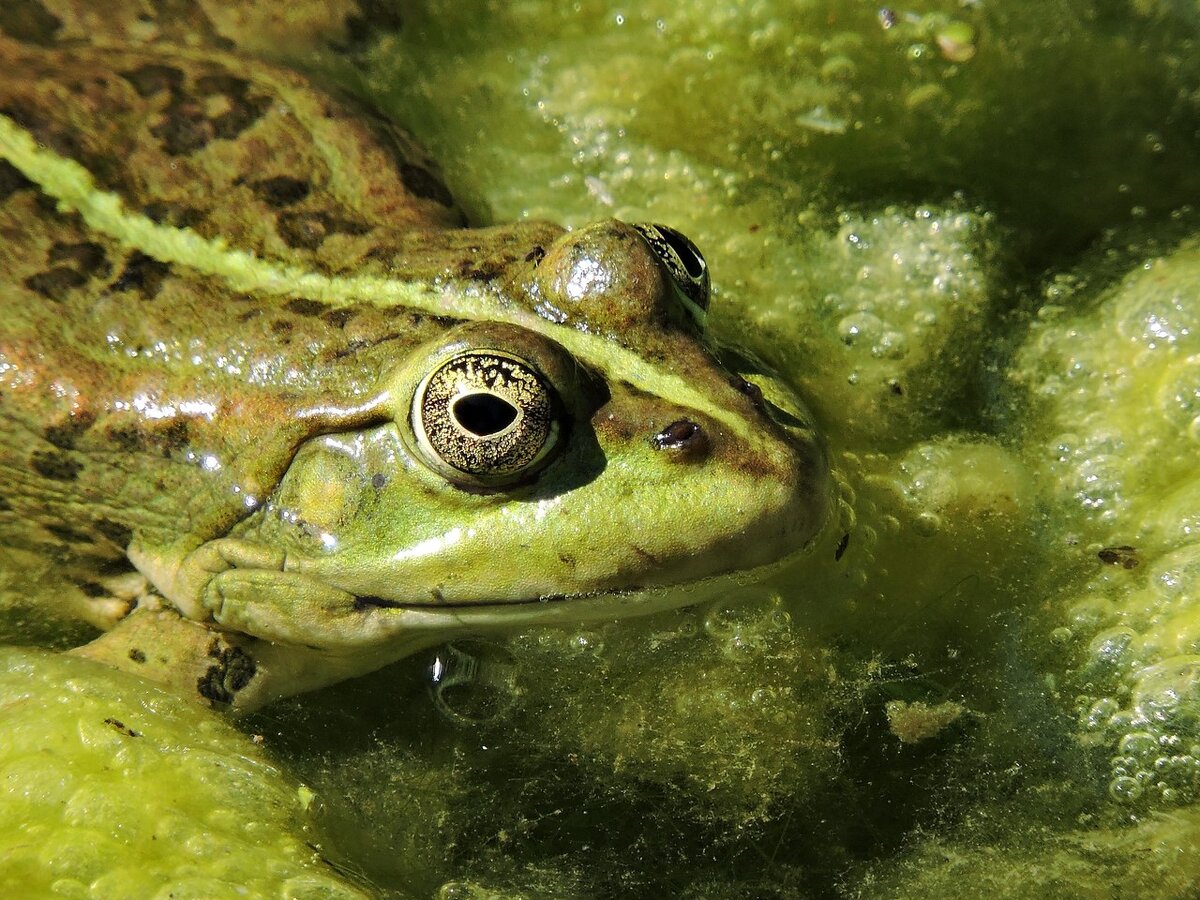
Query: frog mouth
[[340, 571, 740, 631], [161, 536, 776, 651], [352, 593, 569, 610]]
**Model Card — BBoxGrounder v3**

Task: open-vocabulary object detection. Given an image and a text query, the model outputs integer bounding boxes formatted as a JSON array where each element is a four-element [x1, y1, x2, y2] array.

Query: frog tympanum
[[0, 1, 828, 712]]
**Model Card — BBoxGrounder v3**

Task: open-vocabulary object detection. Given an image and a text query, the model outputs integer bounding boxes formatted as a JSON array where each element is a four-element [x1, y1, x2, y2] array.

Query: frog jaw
[[136, 535, 772, 652]]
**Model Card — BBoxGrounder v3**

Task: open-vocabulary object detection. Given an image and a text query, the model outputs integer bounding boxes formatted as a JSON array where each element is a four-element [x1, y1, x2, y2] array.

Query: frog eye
[[412, 350, 563, 487], [630, 222, 711, 326]]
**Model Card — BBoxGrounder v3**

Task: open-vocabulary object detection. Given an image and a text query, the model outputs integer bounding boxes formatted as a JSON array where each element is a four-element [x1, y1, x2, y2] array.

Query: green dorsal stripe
[[0, 113, 751, 438]]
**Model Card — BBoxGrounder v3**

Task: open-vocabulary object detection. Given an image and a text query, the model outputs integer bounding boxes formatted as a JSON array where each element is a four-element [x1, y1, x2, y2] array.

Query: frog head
[[228, 223, 819, 615], [137, 220, 829, 704]]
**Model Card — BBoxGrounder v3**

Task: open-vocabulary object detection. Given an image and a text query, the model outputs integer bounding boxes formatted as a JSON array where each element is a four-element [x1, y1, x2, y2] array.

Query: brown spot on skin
[[142, 201, 205, 228], [253, 175, 311, 208], [24, 267, 88, 301], [44, 411, 95, 450], [120, 64, 185, 98], [45, 522, 92, 543], [197, 645, 257, 706], [97, 556, 136, 576], [632, 546, 661, 565], [524, 246, 547, 265], [156, 419, 191, 455], [95, 519, 133, 548], [329, 339, 370, 361], [0, 160, 33, 200], [399, 163, 455, 207], [284, 298, 327, 317], [102, 717, 140, 738], [30, 449, 82, 481], [271, 318, 294, 335], [277, 212, 329, 250], [321, 308, 356, 328], [49, 241, 110, 278], [277, 211, 368, 250], [457, 259, 506, 282], [343, 0, 405, 49], [889, 380, 904, 397], [128, 648, 147, 664], [151, 74, 271, 156], [1099, 545, 1140, 570], [111, 252, 171, 299], [26, 241, 113, 300], [0, 496, 11, 512], [105, 424, 147, 453], [0, 0, 63, 45], [200, 76, 272, 140], [78, 581, 107, 597], [151, 99, 214, 156]]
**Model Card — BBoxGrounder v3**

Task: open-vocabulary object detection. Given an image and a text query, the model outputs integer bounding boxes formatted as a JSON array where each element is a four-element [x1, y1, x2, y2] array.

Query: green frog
[[0, 0, 829, 712]]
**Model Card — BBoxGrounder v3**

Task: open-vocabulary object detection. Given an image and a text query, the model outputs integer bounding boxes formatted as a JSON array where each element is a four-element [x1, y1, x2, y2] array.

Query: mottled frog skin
[[0, 0, 829, 710]]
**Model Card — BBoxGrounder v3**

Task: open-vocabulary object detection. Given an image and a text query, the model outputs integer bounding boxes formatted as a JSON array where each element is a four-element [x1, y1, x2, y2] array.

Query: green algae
[[0, 648, 370, 899]]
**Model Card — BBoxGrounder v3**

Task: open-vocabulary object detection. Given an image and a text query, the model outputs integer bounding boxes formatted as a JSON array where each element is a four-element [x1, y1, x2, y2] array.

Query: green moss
[[853, 808, 1200, 899]]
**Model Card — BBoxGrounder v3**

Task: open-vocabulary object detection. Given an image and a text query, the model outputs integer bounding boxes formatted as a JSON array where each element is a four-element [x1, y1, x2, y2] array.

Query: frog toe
[[166, 538, 287, 620], [203, 568, 359, 647]]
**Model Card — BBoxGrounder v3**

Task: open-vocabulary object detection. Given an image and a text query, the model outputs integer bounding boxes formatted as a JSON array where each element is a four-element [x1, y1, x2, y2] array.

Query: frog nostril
[[651, 418, 710, 459]]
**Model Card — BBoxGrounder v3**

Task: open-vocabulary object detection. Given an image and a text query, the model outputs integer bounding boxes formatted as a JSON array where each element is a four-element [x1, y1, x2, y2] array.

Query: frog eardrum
[[631, 222, 711, 326], [411, 349, 563, 488]]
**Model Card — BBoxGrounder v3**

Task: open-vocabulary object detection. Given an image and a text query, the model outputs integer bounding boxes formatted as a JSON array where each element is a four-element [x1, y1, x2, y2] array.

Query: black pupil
[[661, 227, 705, 279], [453, 393, 519, 437]]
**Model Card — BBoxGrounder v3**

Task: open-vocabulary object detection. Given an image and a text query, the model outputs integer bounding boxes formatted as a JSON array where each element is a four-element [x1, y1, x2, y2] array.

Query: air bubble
[[427, 640, 520, 726], [837, 312, 884, 345], [1119, 731, 1158, 757], [913, 511, 942, 536], [1083, 697, 1120, 730], [1086, 627, 1141, 674], [1109, 775, 1142, 801]]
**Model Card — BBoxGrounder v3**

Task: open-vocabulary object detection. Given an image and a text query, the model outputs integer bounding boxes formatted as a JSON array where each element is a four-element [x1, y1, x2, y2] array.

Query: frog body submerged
[[0, 1, 828, 710]]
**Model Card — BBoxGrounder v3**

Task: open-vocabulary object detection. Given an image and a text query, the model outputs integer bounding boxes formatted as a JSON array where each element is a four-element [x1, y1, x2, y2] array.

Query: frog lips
[[351, 592, 570, 611], [343, 577, 735, 632]]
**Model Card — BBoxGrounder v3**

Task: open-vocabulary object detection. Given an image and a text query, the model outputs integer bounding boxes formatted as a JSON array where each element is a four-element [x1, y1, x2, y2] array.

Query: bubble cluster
[[1009, 237, 1200, 549], [761, 207, 998, 449], [1006, 234, 1200, 817]]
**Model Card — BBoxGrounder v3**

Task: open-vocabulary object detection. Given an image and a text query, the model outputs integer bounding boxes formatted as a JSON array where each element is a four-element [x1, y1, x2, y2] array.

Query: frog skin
[[0, 1, 830, 712]]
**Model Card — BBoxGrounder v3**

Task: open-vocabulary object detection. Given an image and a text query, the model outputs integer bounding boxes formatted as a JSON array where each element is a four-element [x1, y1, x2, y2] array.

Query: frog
[[0, 0, 830, 713]]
